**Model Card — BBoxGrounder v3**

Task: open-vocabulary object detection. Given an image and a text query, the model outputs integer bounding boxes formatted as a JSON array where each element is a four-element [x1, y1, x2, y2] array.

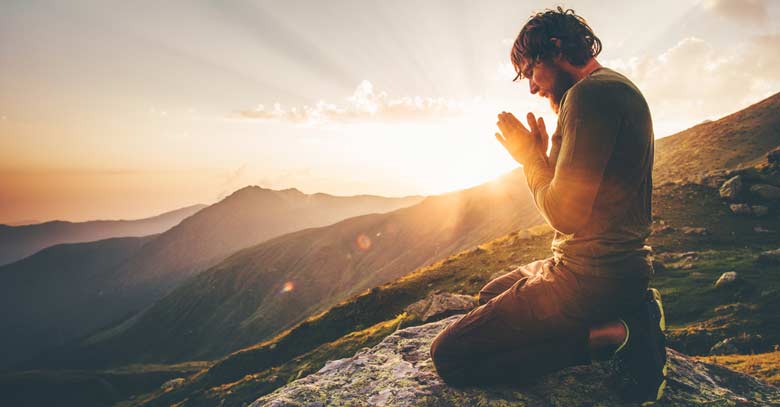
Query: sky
[[1, 0, 778, 223]]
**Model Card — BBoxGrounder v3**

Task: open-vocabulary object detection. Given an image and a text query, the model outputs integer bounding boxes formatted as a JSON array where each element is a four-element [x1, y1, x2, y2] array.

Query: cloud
[[237, 80, 479, 125], [605, 34, 780, 135], [704, 0, 769, 23]]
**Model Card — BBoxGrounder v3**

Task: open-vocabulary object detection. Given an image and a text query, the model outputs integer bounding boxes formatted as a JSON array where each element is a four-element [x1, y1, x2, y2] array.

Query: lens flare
[[281, 281, 294, 293], [356, 233, 372, 251]]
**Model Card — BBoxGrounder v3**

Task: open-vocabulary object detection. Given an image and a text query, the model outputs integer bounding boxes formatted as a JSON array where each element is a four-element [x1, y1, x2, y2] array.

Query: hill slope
[[37, 169, 542, 369], [0, 204, 206, 266], [4, 187, 422, 370], [0, 236, 157, 368], [654, 91, 780, 184]]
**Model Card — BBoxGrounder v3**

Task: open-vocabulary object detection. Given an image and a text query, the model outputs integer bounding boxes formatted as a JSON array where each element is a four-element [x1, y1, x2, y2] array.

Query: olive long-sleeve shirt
[[522, 66, 655, 280]]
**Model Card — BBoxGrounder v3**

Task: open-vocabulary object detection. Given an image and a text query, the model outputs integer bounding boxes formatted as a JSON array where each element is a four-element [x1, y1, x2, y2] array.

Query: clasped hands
[[495, 111, 548, 166]]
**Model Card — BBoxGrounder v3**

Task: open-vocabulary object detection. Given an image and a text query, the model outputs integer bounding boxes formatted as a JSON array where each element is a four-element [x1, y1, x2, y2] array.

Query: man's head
[[511, 7, 602, 112]]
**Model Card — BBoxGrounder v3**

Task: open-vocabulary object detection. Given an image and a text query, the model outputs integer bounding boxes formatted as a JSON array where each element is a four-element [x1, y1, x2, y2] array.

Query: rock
[[760, 171, 780, 187], [680, 227, 708, 236], [710, 334, 766, 355], [161, 377, 186, 391], [404, 292, 476, 323], [726, 166, 763, 181], [708, 338, 739, 355], [768, 146, 780, 166], [676, 257, 697, 270], [750, 184, 780, 201], [651, 259, 667, 274], [751, 205, 769, 216], [756, 248, 780, 264], [714, 271, 738, 287], [719, 175, 743, 200], [249, 315, 780, 407], [657, 251, 699, 263], [651, 224, 675, 235], [729, 203, 751, 215]]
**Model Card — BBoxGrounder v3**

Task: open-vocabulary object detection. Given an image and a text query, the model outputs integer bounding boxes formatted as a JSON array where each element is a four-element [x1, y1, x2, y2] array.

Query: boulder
[[728, 203, 751, 215], [657, 251, 699, 263], [751, 205, 769, 217], [709, 334, 766, 355], [404, 292, 476, 323], [161, 377, 186, 391], [249, 315, 780, 407], [714, 271, 737, 287], [651, 224, 675, 235], [719, 175, 742, 200], [680, 227, 708, 236], [750, 184, 780, 201], [768, 146, 780, 166], [651, 259, 667, 274], [756, 248, 780, 265]]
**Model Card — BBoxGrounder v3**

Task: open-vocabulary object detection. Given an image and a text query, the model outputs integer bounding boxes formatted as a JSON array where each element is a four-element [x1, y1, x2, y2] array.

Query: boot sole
[[641, 288, 668, 406]]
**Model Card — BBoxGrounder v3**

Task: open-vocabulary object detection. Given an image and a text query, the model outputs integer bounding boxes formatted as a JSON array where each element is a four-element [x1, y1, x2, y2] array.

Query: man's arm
[[522, 86, 621, 234]]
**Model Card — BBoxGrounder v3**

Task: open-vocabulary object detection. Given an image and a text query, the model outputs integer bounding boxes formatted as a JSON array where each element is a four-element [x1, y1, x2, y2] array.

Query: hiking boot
[[612, 288, 668, 405]]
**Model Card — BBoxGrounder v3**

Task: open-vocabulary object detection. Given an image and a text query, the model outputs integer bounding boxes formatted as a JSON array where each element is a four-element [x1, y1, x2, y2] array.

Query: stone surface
[[657, 251, 699, 263], [751, 205, 769, 216], [768, 146, 780, 166], [729, 203, 751, 215], [756, 248, 780, 264], [161, 377, 186, 391], [710, 334, 766, 356], [750, 184, 780, 201], [719, 175, 743, 200], [404, 292, 476, 323], [680, 227, 708, 236], [714, 271, 738, 287], [250, 314, 780, 407]]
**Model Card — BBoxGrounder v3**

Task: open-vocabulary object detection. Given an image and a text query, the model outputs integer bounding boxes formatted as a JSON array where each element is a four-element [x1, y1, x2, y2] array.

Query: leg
[[430, 258, 590, 387], [430, 258, 650, 387], [477, 260, 543, 306]]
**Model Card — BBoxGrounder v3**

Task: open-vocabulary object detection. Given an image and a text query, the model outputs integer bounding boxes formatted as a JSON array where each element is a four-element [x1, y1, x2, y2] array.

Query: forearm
[[523, 151, 590, 234]]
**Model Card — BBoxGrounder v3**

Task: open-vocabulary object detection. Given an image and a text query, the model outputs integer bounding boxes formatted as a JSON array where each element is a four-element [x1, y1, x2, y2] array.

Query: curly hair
[[511, 6, 602, 81]]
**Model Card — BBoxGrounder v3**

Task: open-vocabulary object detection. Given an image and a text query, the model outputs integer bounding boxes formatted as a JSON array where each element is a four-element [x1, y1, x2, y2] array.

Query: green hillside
[[131, 169, 780, 407]]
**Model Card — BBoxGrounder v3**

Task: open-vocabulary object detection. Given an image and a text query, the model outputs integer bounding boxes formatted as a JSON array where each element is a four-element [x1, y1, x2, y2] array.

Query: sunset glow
[[1, 0, 778, 223]]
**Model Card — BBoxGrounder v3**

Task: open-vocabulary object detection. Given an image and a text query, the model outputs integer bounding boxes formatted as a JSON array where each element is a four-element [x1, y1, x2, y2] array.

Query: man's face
[[521, 57, 575, 113]]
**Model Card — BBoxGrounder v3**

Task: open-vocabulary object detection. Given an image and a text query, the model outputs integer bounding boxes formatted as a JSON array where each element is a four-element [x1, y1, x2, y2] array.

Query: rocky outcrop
[[757, 248, 780, 265], [715, 271, 738, 287], [717, 158, 780, 217], [404, 292, 476, 323], [249, 314, 780, 407]]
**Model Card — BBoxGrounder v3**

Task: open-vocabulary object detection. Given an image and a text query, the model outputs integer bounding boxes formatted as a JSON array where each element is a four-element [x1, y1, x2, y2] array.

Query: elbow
[[546, 212, 588, 235]]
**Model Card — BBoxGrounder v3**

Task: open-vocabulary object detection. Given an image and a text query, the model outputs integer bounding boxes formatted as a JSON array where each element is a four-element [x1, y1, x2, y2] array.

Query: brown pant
[[429, 256, 650, 387]]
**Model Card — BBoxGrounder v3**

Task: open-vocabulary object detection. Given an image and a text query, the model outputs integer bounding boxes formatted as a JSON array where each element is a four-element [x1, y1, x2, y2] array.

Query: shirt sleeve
[[522, 85, 621, 234]]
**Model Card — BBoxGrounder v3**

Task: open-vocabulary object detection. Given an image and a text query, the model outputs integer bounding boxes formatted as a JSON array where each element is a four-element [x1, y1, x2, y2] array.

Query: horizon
[[2, 0, 779, 224]]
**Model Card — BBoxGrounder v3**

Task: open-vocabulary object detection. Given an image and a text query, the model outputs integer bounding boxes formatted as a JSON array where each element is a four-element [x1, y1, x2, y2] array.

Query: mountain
[[0, 204, 206, 266], [0, 236, 157, 368], [2, 187, 423, 370], [33, 169, 542, 369], [653, 91, 780, 184]]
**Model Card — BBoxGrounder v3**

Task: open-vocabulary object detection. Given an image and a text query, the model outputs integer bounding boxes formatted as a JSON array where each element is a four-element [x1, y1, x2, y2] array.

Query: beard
[[548, 67, 576, 114]]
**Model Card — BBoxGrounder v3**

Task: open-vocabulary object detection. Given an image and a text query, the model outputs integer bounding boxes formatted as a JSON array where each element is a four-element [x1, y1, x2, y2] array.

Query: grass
[[693, 350, 780, 387]]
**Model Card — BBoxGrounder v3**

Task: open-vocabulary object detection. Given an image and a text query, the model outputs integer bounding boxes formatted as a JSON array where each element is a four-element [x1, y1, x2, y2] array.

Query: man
[[430, 7, 667, 405]]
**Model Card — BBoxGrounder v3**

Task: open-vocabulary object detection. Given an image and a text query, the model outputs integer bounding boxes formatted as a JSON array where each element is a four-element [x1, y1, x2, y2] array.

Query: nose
[[529, 79, 540, 95]]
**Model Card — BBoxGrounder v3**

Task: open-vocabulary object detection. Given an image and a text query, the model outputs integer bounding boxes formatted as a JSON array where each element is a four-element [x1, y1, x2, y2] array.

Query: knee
[[429, 329, 469, 388], [477, 288, 493, 306]]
